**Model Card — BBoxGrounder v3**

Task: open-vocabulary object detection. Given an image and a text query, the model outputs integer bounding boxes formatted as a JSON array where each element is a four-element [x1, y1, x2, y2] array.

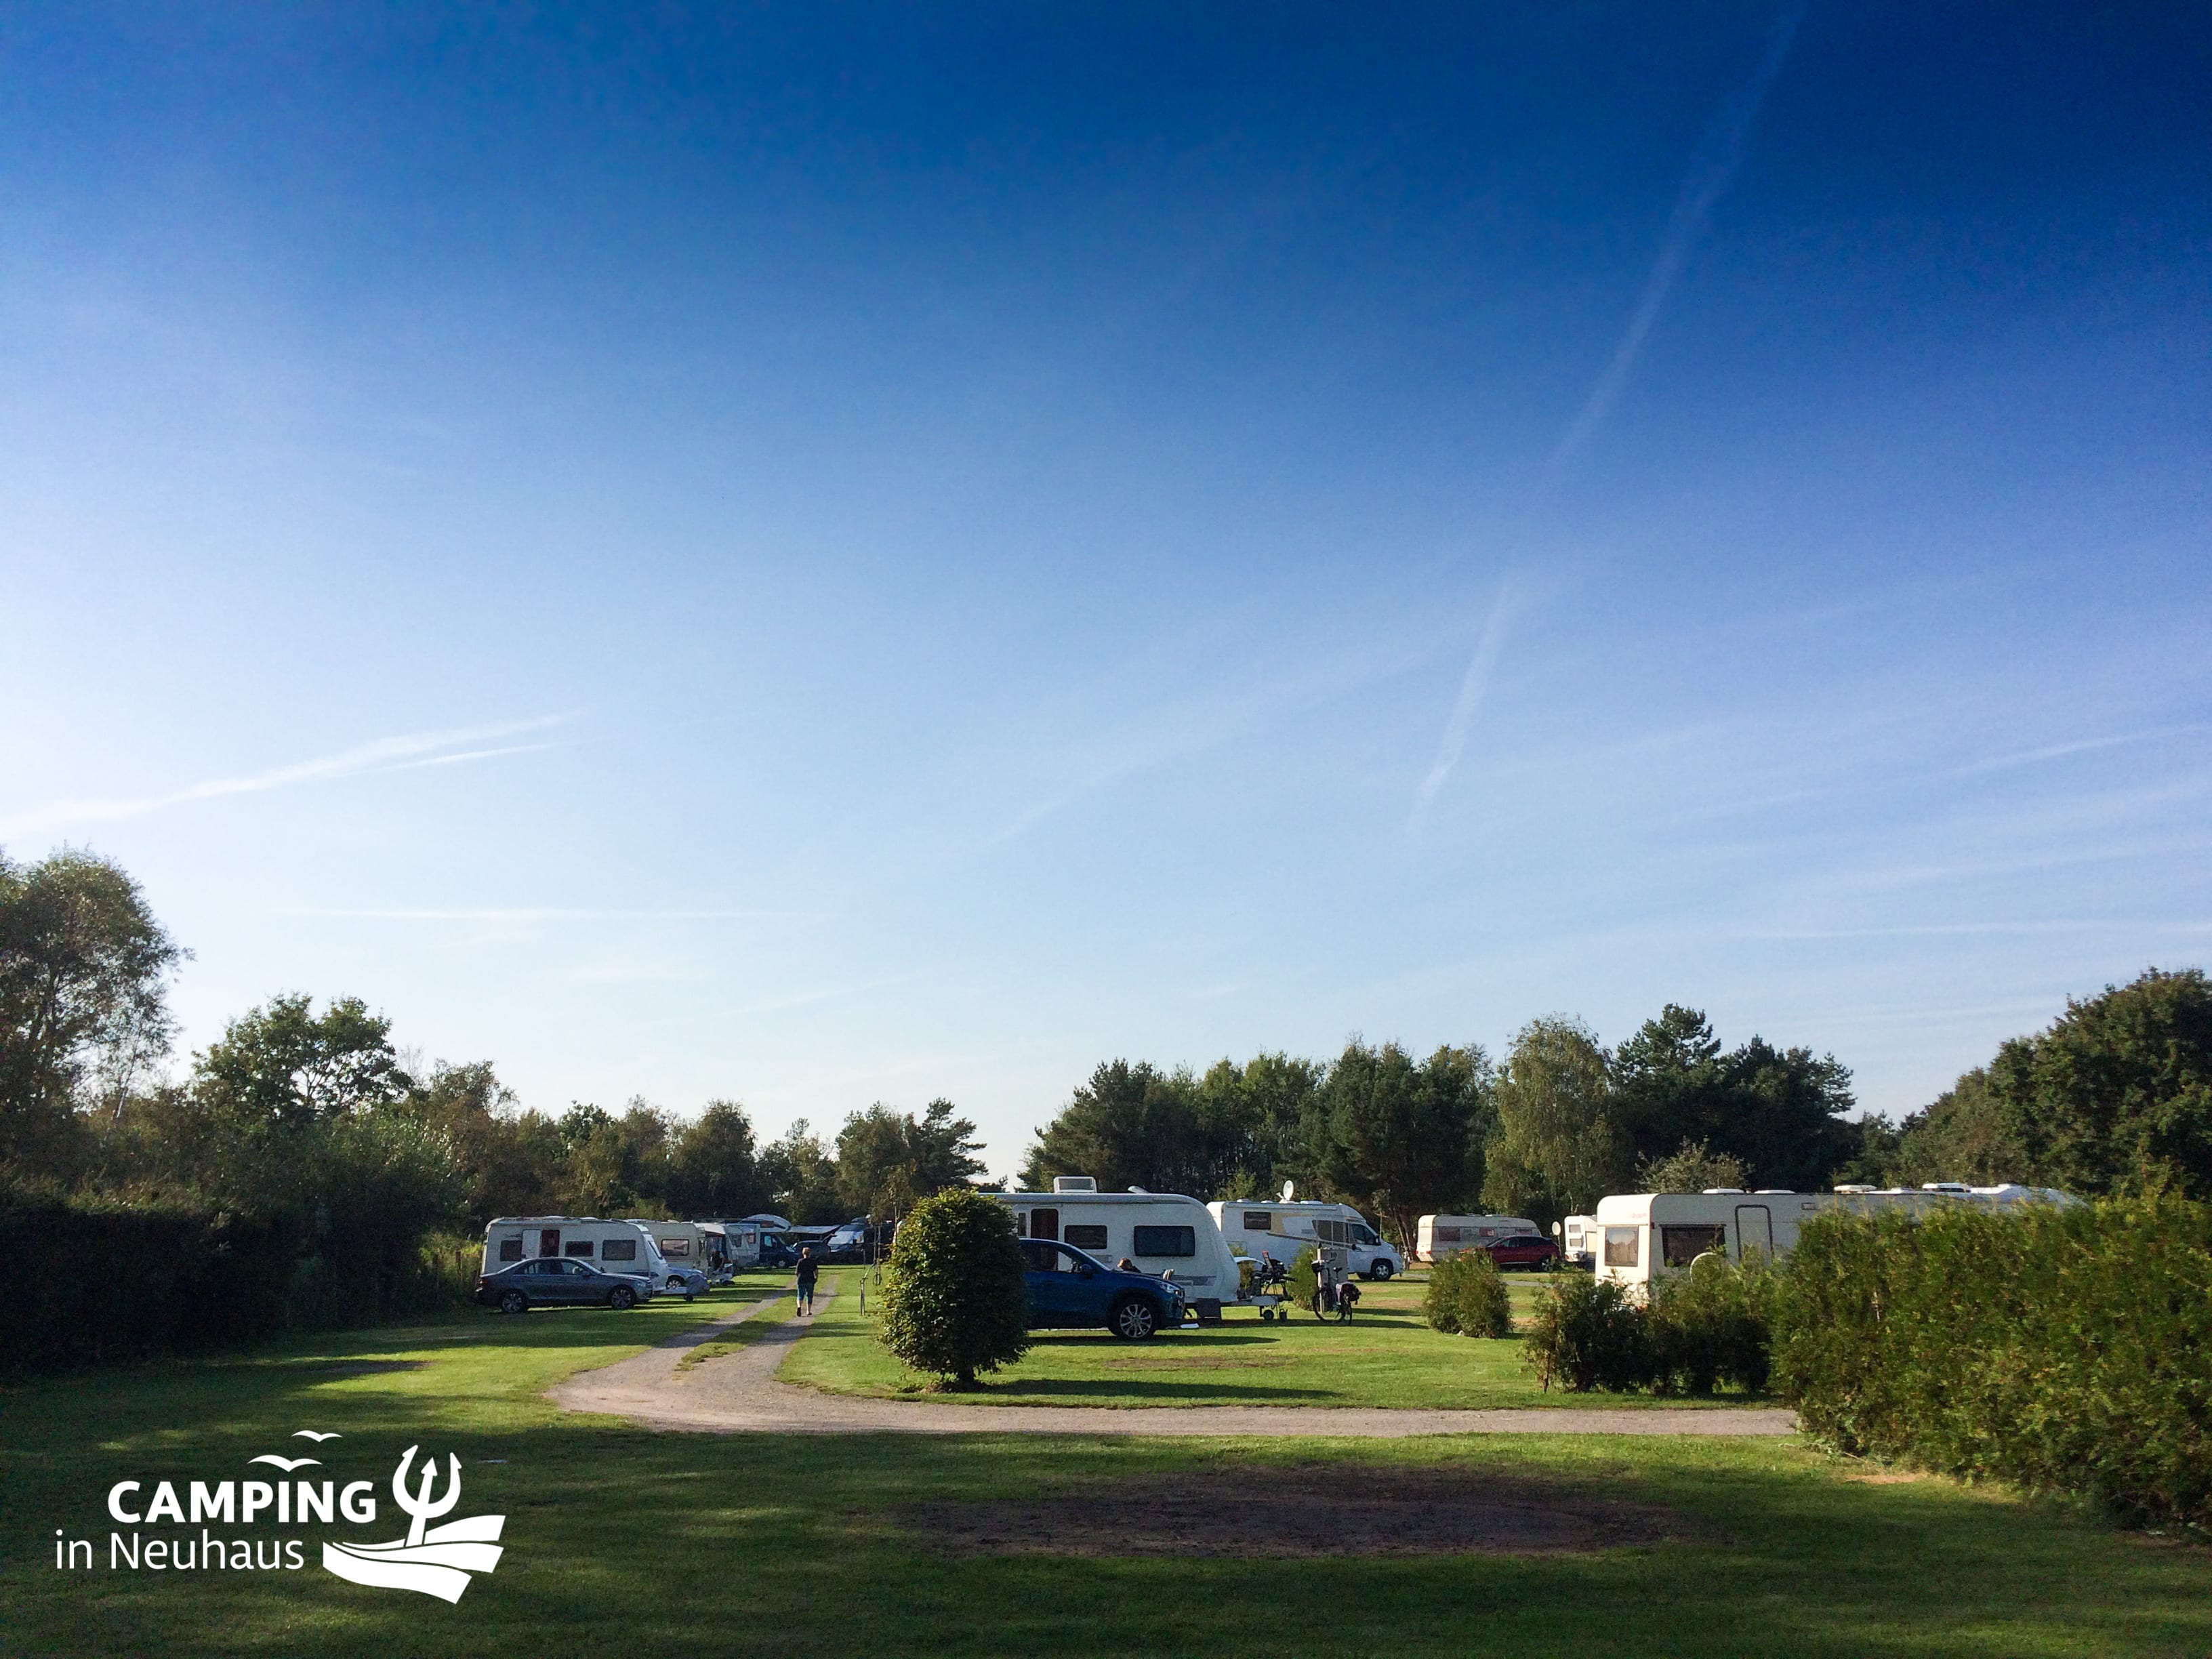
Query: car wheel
[[1109, 1296, 1159, 1340], [609, 1286, 636, 1310], [1368, 1261, 1395, 1282], [499, 1290, 529, 1315]]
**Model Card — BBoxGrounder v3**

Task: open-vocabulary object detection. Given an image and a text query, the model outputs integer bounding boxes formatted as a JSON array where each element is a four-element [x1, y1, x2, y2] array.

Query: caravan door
[[1734, 1204, 1774, 1263]]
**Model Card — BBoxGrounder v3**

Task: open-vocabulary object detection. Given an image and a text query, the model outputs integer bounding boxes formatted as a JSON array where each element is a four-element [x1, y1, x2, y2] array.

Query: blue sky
[[3, 3, 2207, 1176]]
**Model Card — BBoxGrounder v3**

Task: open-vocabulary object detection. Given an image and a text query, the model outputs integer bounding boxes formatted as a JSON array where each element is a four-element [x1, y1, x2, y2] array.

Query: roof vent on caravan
[[1702, 1187, 1747, 1195], [1052, 1176, 1099, 1193], [1833, 1184, 1877, 1194], [1127, 1185, 1149, 1194], [1923, 1182, 1971, 1193]]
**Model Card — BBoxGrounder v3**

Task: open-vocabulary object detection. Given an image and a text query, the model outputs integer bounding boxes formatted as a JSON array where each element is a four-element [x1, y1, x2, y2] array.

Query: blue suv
[[1019, 1239, 1186, 1339]]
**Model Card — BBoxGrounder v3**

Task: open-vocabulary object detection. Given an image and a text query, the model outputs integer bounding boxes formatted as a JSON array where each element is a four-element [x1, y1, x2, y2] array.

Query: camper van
[[1591, 1184, 2079, 1288], [997, 1179, 1244, 1317], [1416, 1214, 1538, 1263], [1556, 1214, 1600, 1267], [1206, 1200, 1406, 1280], [481, 1217, 667, 1294]]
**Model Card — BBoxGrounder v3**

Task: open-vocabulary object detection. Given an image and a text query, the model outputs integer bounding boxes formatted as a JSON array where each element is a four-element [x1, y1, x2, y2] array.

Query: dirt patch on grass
[[893, 1465, 1704, 1557]]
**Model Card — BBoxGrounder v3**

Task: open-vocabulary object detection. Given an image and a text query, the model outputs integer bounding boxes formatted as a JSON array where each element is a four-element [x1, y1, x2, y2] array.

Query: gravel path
[[547, 1286, 1801, 1438]]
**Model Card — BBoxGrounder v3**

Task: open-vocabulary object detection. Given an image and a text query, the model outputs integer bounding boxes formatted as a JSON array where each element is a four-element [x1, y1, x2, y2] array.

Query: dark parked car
[[476, 1256, 655, 1313], [1019, 1239, 1186, 1339], [1482, 1233, 1563, 1271], [756, 1235, 798, 1269]]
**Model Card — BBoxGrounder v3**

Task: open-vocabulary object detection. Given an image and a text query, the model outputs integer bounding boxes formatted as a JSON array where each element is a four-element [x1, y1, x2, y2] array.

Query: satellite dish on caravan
[[1280, 1180, 1295, 1202]]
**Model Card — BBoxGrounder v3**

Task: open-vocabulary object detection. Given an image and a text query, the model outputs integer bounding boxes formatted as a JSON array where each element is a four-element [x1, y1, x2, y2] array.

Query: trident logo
[[323, 1445, 507, 1603], [392, 1446, 463, 1547]]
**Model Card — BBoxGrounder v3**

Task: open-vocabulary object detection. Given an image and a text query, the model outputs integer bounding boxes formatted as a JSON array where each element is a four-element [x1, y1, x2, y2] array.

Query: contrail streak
[[1538, 0, 1810, 495], [1414, 2, 1809, 825], [1411, 580, 1515, 827]]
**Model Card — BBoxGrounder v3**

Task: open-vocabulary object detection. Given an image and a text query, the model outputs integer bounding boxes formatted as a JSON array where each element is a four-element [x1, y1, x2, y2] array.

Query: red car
[[1482, 1233, 1562, 1271]]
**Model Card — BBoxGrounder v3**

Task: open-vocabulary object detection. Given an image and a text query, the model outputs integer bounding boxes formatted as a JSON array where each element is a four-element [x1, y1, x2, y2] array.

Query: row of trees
[[1019, 971, 2212, 1241], [1, 848, 985, 1339], [9, 844, 2209, 1317], [1019, 1009, 1860, 1240]]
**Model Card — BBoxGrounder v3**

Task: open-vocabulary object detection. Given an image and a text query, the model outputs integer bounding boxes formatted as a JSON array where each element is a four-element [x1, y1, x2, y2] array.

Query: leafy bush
[[1523, 1273, 1653, 1391], [1425, 1251, 1511, 1338], [1776, 1196, 2212, 1528], [1646, 1254, 1775, 1394], [877, 1187, 1030, 1388], [1286, 1245, 1321, 1314]]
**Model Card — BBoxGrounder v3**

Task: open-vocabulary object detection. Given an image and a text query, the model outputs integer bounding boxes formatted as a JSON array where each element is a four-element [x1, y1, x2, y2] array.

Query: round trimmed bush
[[1425, 1251, 1511, 1338], [876, 1187, 1030, 1389]]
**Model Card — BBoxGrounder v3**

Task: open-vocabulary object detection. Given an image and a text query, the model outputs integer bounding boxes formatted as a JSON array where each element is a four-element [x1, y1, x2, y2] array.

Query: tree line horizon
[[6, 847, 2208, 1271]]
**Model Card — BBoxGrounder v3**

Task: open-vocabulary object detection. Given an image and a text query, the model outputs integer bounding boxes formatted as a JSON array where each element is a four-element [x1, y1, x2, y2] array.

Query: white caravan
[[626, 1220, 729, 1293], [1416, 1214, 1538, 1263], [997, 1179, 1245, 1315], [1591, 1184, 2080, 1288], [699, 1221, 762, 1272], [1206, 1200, 1406, 1280], [482, 1216, 669, 1290], [1556, 1215, 1600, 1267]]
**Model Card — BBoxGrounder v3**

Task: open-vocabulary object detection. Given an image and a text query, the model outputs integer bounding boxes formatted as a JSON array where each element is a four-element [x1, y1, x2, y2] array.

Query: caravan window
[[497, 1237, 524, 1262], [1242, 1212, 1271, 1231], [1063, 1224, 1108, 1250], [1315, 1219, 1351, 1246], [1603, 1227, 1639, 1268], [600, 1237, 638, 1263], [1662, 1225, 1726, 1267], [661, 1238, 691, 1258], [1433, 1226, 1462, 1244], [1133, 1225, 1195, 1257], [565, 1240, 595, 1257]]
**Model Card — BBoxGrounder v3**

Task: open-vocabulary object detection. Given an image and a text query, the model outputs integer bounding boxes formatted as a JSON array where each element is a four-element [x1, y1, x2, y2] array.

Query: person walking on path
[[794, 1247, 819, 1315]]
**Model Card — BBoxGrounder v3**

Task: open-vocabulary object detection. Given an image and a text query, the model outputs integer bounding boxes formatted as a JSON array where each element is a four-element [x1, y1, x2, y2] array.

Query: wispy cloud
[[1957, 725, 2209, 777], [1, 716, 572, 837], [1410, 579, 1517, 827], [1537, 0, 1809, 494]]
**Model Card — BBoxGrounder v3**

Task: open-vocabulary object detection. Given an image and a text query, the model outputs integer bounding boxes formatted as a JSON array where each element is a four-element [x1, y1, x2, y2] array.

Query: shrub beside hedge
[[1775, 1196, 2212, 1529], [1425, 1251, 1511, 1338], [1522, 1257, 1774, 1395]]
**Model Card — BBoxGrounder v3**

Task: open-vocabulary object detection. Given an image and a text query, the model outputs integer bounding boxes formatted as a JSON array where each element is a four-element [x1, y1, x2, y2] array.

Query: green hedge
[[1775, 1197, 2212, 1528], [0, 1196, 480, 1373], [1425, 1251, 1511, 1337]]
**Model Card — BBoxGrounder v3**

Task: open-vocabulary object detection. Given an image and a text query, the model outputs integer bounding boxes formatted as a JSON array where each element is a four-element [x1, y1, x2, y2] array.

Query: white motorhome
[[1206, 1200, 1406, 1280], [1416, 1214, 1538, 1263], [1592, 1184, 2080, 1288], [997, 1179, 1244, 1315], [482, 1217, 668, 1290], [1556, 1214, 1600, 1267]]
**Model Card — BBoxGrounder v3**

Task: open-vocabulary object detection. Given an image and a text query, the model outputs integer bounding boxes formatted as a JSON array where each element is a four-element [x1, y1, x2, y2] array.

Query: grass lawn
[[4, 1277, 2206, 1659], [777, 1265, 1740, 1410]]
